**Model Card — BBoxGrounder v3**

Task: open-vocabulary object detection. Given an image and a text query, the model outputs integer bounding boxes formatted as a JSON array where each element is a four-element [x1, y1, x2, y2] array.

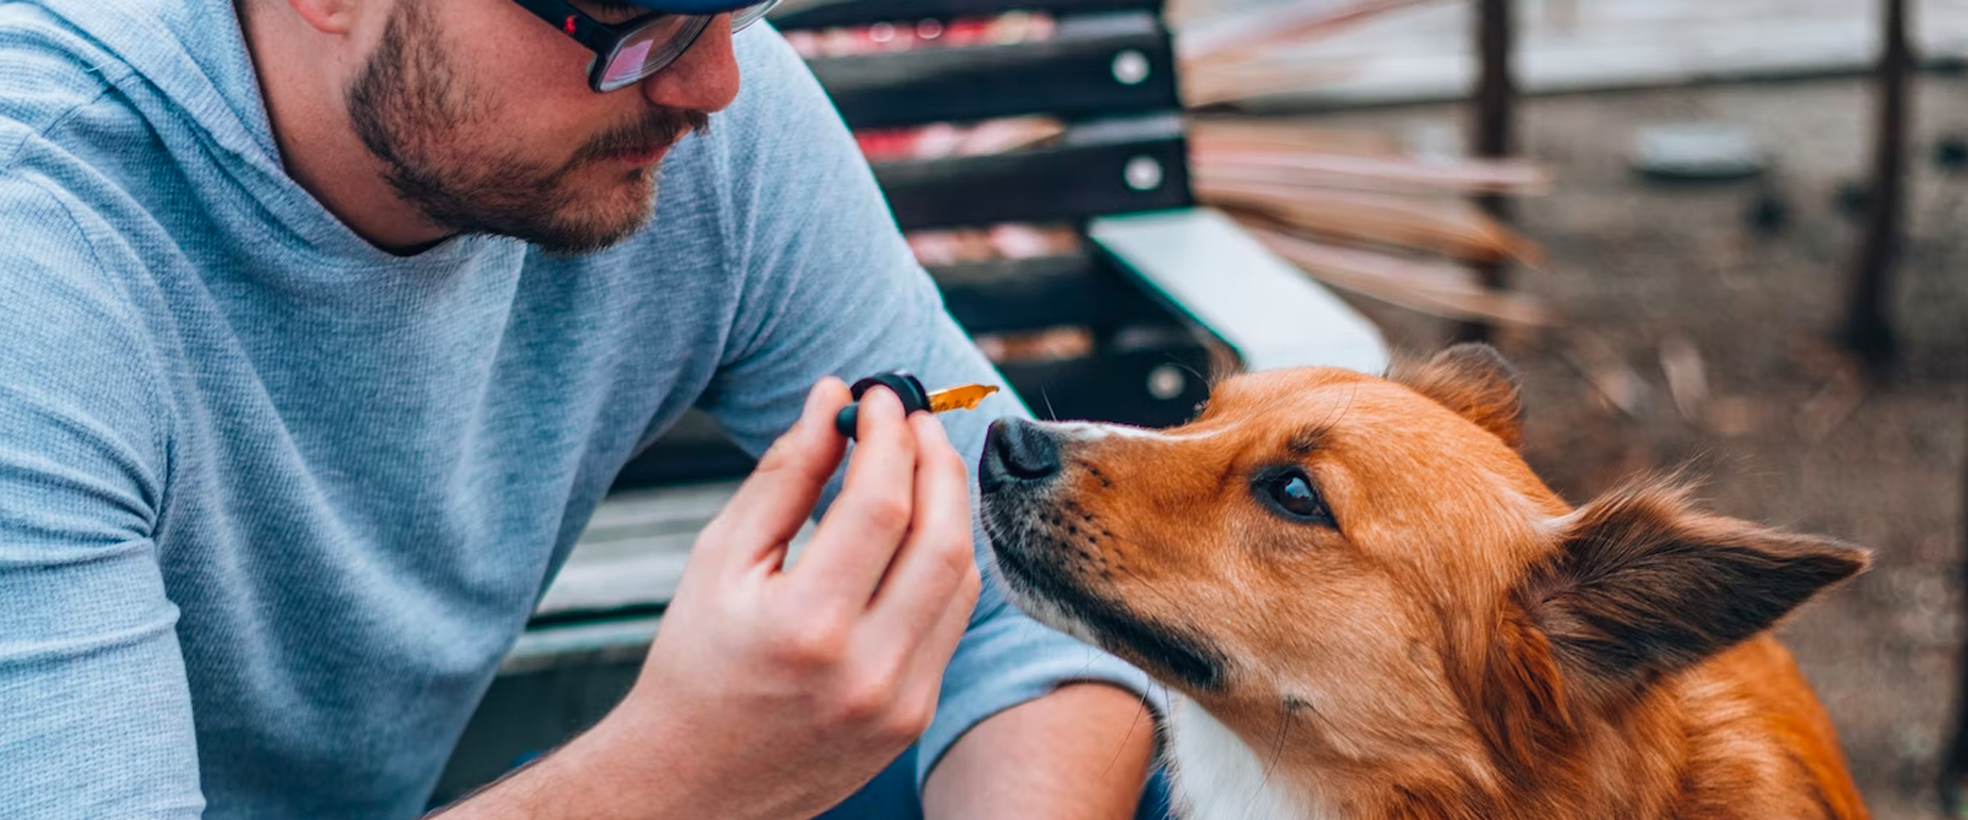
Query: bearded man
[[0, 0, 1160, 817]]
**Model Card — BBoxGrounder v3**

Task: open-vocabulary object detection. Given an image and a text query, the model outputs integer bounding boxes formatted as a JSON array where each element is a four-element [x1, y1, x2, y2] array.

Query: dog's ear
[[1388, 343, 1523, 447], [1519, 481, 1868, 703]]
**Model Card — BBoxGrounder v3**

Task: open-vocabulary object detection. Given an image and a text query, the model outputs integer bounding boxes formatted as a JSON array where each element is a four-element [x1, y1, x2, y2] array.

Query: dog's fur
[[980, 344, 1869, 820]]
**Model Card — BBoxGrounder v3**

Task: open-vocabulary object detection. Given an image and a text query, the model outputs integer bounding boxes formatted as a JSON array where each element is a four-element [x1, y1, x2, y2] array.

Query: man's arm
[[0, 179, 205, 817], [924, 684, 1158, 820], [688, 24, 1163, 816]]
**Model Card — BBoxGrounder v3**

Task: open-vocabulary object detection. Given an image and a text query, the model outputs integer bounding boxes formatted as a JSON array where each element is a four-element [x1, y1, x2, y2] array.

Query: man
[[0, 0, 1162, 816]]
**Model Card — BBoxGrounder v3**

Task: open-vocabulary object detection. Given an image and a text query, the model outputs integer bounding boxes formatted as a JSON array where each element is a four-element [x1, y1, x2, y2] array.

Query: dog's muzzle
[[978, 418, 1230, 693]]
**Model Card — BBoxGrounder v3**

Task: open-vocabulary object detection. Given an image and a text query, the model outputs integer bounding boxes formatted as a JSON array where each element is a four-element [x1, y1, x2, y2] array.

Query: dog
[[979, 344, 1869, 820]]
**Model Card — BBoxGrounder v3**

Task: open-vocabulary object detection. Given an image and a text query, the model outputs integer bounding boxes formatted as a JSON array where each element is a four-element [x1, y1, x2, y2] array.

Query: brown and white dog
[[979, 344, 1869, 820]]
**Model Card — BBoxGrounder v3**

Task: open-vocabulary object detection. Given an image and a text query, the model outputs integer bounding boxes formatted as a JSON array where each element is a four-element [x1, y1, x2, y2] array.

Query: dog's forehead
[[1198, 367, 1508, 469], [1207, 367, 1408, 423], [1214, 367, 1371, 403]]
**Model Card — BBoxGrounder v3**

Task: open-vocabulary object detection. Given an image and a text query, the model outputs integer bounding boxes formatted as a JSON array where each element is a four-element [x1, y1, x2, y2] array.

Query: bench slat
[[807, 12, 1177, 130], [772, 0, 1164, 30], [932, 252, 1171, 335], [1091, 208, 1390, 374], [875, 113, 1190, 231]]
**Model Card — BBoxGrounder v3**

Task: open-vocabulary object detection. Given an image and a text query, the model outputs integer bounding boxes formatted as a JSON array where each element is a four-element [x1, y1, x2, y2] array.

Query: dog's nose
[[983, 418, 1061, 483]]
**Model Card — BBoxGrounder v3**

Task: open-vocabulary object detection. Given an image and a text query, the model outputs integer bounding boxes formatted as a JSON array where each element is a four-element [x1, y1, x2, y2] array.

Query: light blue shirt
[[0, 1, 1150, 816]]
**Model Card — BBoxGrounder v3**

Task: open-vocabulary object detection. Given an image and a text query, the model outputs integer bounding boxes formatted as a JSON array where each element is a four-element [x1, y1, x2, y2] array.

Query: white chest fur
[[1167, 696, 1336, 820]]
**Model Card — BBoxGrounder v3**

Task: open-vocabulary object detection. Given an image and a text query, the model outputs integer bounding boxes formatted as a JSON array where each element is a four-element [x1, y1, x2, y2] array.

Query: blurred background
[[447, 2, 1968, 817]]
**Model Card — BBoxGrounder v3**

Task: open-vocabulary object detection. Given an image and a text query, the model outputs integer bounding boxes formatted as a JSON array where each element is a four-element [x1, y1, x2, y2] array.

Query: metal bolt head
[[1111, 49, 1151, 85], [1124, 156, 1164, 192], [1147, 364, 1187, 400]]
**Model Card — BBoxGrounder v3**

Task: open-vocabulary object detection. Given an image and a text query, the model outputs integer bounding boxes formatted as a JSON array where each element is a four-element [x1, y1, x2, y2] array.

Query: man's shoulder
[[0, 129, 155, 302], [0, 22, 170, 268], [0, 99, 164, 382], [0, 2, 183, 218], [0, 170, 170, 466], [0, 22, 170, 289], [0, 4, 128, 150], [0, 9, 164, 364], [0, 171, 151, 344]]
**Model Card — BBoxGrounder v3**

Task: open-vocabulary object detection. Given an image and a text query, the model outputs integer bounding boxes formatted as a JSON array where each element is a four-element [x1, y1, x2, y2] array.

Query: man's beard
[[346, 2, 709, 254]]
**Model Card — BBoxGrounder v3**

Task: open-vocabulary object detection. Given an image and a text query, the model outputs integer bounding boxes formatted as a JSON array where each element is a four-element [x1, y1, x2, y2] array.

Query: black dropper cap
[[834, 371, 931, 440]]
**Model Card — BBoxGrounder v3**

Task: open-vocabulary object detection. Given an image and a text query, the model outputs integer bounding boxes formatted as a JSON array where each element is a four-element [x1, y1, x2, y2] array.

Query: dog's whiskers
[[1242, 704, 1297, 818]]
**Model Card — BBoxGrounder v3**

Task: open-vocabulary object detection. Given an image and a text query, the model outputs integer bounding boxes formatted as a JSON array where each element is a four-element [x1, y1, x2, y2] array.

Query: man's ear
[[1388, 343, 1523, 448], [1519, 480, 1869, 703], [280, 0, 363, 35]]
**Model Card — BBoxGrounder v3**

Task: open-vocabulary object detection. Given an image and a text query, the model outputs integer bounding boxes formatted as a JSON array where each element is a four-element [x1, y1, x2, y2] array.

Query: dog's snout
[[983, 418, 1061, 484]]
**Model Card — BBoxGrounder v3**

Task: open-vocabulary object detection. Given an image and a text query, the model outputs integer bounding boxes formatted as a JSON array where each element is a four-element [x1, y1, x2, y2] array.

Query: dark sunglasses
[[513, 0, 779, 93]]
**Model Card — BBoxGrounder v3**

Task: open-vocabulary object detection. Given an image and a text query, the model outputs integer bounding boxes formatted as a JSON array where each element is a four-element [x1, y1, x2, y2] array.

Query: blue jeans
[[812, 746, 1174, 820]]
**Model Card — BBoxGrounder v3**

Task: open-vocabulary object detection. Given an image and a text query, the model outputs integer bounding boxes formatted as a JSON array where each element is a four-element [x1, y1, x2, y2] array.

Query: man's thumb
[[698, 378, 851, 573]]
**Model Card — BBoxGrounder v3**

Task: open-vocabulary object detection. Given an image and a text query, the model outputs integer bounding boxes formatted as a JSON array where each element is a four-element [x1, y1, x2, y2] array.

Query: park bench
[[431, 0, 1387, 802]]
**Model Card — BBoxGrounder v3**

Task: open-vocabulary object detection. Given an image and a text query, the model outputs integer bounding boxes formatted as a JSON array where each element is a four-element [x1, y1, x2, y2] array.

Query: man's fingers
[[897, 537, 981, 716], [792, 385, 919, 607], [699, 378, 851, 574], [870, 413, 979, 639]]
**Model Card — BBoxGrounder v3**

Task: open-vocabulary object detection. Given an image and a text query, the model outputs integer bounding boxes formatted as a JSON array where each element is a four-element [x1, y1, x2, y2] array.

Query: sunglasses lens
[[592, 1, 780, 92], [729, 0, 779, 31], [597, 15, 709, 92]]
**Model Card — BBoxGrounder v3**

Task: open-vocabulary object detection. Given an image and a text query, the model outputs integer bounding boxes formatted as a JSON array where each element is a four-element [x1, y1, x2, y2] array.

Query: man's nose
[[640, 14, 741, 112]]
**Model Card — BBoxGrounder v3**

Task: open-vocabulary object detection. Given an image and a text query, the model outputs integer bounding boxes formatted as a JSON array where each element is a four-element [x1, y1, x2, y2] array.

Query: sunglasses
[[513, 0, 780, 93]]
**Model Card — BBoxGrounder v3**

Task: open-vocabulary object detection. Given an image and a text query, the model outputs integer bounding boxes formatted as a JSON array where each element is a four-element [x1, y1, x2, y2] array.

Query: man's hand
[[626, 376, 984, 818], [438, 378, 982, 820]]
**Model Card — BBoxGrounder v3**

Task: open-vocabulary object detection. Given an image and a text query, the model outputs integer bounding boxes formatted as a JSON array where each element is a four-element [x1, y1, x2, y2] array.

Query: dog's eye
[[1255, 469, 1334, 526]]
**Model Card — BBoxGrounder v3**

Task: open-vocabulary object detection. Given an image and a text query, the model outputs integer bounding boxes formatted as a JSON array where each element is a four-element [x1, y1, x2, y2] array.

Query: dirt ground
[[1290, 75, 1968, 818]]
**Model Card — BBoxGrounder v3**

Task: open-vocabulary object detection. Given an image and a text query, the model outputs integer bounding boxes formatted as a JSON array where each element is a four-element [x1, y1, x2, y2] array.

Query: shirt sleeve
[[692, 26, 1162, 787], [0, 176, 205, 818]]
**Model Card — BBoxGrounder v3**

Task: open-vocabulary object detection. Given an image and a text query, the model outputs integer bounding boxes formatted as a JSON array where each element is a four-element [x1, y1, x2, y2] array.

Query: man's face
[[346, 0, 720, 254]]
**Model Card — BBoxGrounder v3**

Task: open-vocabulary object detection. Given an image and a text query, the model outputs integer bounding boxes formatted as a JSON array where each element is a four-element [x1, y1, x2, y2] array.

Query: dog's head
[[980, 344, 1867, 776]]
